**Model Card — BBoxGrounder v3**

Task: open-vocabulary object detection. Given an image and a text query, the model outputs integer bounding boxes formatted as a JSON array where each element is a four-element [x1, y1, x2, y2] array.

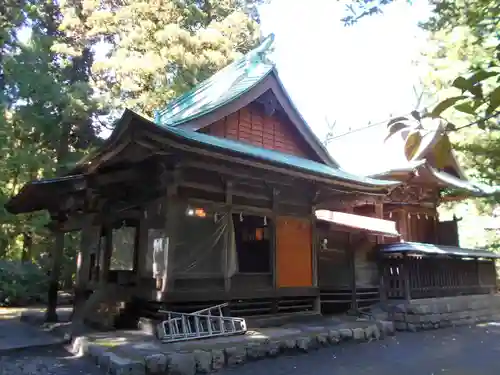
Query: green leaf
[[404, 130, 423, 161], [386, 116, 409, 128], [445, 122, 457, 131], [410, 110, 421, 121], [455, 102, 477, 115], [486, 85, 500, 115], [430, 96, 468, 118], [433, 136, 452, 169], [384, 122, 408, 142], [469, 70, 500, 84], [452, 77, 473, 92], [452, 77, 482, 98]]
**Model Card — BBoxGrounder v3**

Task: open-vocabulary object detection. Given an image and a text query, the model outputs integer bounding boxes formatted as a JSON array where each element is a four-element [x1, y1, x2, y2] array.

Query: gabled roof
[[330, 123, 500, 197], [5, 109, 403, 215], [155, 120, 399, 189], [90, 110, 401, 190], [154, 35, 275, 128], [153, 34, 338, 167]]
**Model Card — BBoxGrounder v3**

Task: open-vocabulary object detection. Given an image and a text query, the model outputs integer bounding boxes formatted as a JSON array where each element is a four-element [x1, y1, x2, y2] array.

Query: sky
[[259, 0, 431, 137], [256, 0, 432, 173]]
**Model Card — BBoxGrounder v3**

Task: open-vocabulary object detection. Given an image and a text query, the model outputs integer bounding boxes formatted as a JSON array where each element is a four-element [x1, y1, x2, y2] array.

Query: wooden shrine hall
[[5, 35, 403, 327], [5, 34, 500, 329], [329, 107, 500, 306]]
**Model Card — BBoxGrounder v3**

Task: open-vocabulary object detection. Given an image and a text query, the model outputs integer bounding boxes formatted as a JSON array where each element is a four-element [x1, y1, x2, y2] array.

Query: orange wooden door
[[276, 216, 313, 287]]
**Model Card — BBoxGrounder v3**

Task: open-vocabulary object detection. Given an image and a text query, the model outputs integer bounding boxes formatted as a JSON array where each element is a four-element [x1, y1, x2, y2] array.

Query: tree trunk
[[45, 231, 64, 322], [21, 232, 33, 262], [45, 114, 70, 322]]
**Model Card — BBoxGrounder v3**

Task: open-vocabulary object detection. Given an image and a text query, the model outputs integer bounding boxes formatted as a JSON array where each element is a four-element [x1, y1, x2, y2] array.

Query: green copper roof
[[163, 123, 400, 188], [154, 34, 275, 127], [428, 166, 500, 196]]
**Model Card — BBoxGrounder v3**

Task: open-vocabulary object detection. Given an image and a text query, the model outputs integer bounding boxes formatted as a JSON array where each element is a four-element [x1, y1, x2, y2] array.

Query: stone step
[[69, 320, 395, 375]]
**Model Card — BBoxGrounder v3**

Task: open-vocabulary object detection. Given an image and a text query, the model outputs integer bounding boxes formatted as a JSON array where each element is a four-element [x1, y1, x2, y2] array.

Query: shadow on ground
[[219, 323, 500, 375], [0, 346, 104, 375]]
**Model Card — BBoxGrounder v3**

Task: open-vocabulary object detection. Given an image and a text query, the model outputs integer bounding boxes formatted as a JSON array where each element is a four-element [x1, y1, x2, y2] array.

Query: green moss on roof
[[154, 34, 275, 128]]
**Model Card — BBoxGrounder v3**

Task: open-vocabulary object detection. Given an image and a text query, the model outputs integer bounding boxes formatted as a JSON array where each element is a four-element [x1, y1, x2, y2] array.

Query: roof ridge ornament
[[250, 33, 275, 66]]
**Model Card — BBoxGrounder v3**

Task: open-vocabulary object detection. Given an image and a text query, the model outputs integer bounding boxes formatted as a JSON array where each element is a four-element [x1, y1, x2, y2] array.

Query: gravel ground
[[0, 347, 103, 375], [220, 323, 500, 375]]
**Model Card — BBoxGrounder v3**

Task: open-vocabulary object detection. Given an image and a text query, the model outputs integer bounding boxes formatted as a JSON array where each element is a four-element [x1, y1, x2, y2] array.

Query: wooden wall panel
[[317, 228, 350, 287], [205, 103, 320, 162], [276, 216, 313, 287]]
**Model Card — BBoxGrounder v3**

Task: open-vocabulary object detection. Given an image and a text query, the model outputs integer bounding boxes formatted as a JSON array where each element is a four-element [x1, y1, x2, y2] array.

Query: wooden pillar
[[162, 169, 180, 293], [100, 226, 113, 285], [223, 180, 233, 293], [375, 203, 385, 244], [73, 225, 96, 319], [75, 225, 91, 287], [135, 213, 148, 285], [399, 208, 409, 241], [311, 206, 318, 288], [402, 254, 411, 301], [45, 229, 65, 322], [271, 188, 280, 290], [348, 233, 357, 312], [311, 204, 320, 314], [378, 255, 388, 305]]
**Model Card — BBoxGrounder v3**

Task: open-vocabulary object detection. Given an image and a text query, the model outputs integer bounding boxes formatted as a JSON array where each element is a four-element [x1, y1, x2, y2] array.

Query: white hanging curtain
[[152, 236, 167, 279], [227, 213, 239, 277]]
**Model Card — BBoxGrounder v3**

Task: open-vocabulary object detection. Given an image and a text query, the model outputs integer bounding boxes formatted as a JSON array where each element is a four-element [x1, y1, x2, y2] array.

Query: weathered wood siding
[[204, 102, 320, 161], [353, 236, 378, 287], [437, 219, 459, 246], [317, 229, 350, 287], [276, 216, 313, 287], [384, 206, 439, 243]]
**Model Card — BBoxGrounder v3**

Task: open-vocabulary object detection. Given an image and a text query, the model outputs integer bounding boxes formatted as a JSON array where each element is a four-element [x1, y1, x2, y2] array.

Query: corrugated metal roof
[[164, 125, 400, 188], [154, 35, 275, 128], [379, 241, 500, 259]]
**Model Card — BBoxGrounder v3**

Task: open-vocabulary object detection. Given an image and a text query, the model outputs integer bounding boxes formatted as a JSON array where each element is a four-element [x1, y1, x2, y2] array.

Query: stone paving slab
[[0, 319, 67, 353], [69, 318, 395, 375]]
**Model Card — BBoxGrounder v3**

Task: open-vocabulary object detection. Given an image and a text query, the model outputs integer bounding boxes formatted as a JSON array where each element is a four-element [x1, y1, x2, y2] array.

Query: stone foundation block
[[316, 333, 329, 346], [393, 312, 405, 322], [246, 342, 268, 360], [328, 329, 341, 344], [168, 352, 196, 375], [280, 338, 297, 352], [407, 323, 418, 332], [265, 341, 281, 357], [107, 352, 145, 375], [193, 350, 212, 373], [339, 328, 353, 340], [145, 353, 168, 374], [224, 347, 246, 366], [296, 336, 313, 352], [376, 321, 395, 337], [352, 328, 365, 341], [394, 321, 407, 331], [211, 349, 225, 371]]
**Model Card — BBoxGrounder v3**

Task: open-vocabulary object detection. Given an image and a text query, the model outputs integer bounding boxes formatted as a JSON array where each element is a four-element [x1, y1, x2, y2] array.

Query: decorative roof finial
[[254, 33, 275, 62]]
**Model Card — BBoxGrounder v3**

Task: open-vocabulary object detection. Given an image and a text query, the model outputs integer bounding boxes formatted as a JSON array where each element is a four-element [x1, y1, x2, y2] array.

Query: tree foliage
[[0, 0, 262, 304]]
